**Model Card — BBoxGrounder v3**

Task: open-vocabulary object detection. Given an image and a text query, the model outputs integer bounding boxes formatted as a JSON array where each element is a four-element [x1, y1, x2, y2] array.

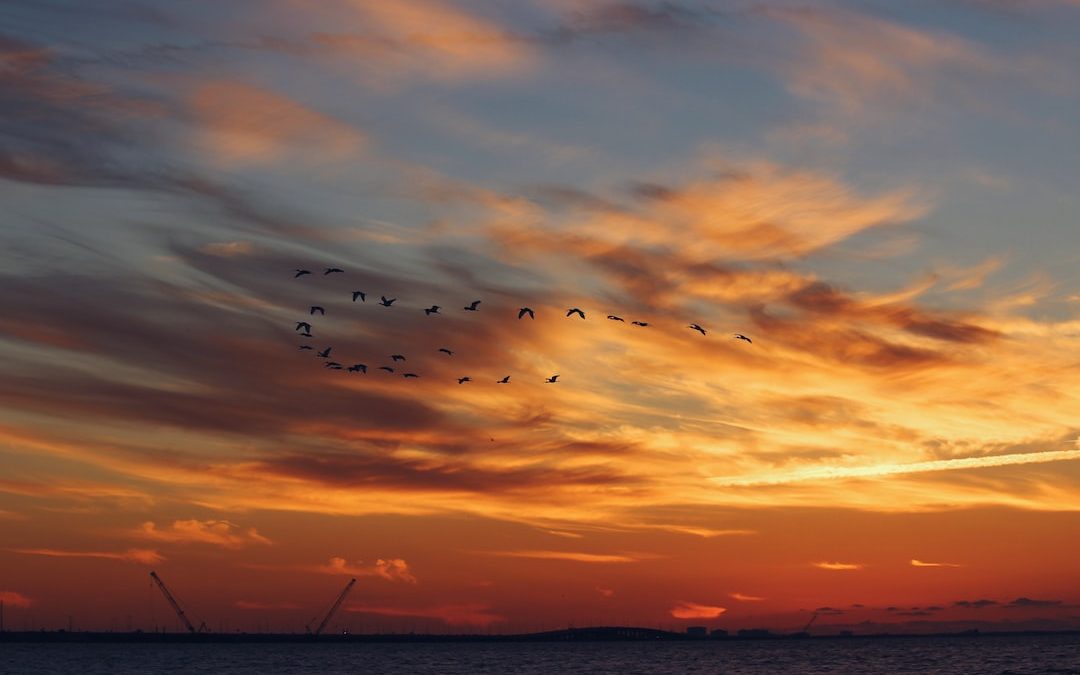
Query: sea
[[1, 634, 1078, 674]]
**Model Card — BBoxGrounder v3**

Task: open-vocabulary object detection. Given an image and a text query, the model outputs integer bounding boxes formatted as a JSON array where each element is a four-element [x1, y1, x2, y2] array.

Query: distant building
[[686, 626, 708, 638], [737, 628, 773, 638], [710, 628, 728, 638]]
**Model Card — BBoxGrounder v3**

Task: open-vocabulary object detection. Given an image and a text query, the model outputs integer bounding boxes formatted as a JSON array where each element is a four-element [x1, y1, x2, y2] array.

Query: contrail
[[711, 448, 1080, 487]]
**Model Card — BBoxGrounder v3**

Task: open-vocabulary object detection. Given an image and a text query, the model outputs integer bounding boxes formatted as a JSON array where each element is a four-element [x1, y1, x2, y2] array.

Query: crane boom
[[312, 578, 356, 636], [149, 571, 204, 633], [803, 611, 819, 632]]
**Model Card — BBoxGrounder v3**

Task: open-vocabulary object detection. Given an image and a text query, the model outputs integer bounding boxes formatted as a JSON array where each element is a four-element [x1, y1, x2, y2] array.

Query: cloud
[[730, 592, 765, 602], [199, 241, 255, 258], [10, 547, 163, 564], [316, 557, 417, 583], [135, 520, 271, 549], [1007, 597, 1063, 608], [595, 586, 615, 598], [911, 559, 962, 568], [954, 599, 998, 608], [485, 550, 641, 564], [813, 561, 863, 571], [670, 602, 727, 619], [344, 603, 504, 627], [0, 591, 33, 608]]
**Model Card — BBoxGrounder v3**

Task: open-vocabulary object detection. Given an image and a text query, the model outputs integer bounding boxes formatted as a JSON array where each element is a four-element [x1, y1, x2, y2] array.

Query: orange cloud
[[344, 603, 504, 627], [485, 550, 641, 563], [730, 592, 765, 602], [317, 557, 417, 583], [670, 602, 727, 619], [813, 561, 863, 571], [135, 520, 271, 549], [0, 591, 33, 608], [11, 547, 163, 564], [911, 559, 963, 568], [189, 80, 364, 166], [199, 241, 255, 258], [596, 586, 615, 598]]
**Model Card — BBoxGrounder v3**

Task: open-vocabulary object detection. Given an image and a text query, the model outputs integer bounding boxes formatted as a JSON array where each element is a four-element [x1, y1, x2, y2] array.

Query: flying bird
[[733, 333, 753, 344], [295, 321, 311, 332], [464, 300, 481, 311], [379, 296, 396, 307], [317, 347, 332, 358], [298, 331, 312, 338], [403, 373, 419, 378], [497, 376, 510, 384], [458, 377, 472, 384], [545, 374, 559, 383], [310, 306, 325, 315], [347, 364, 367, 373], [324, 361, 342, 368], [424, 305, 441, 316], [390, 354, 406, 362], [298, 345, 313, 351], [324, 267, 344, 275], [352, 291, 366, 302], [566, 308, 586, 319], [438, 348, 454, 356], [378, 366, 394, 373], [607, 315, 624, 322], [294, 269, 311, 278], [689, 323, 707, 336], [518, 307, 535, 320], [631, 321, 649, 327]]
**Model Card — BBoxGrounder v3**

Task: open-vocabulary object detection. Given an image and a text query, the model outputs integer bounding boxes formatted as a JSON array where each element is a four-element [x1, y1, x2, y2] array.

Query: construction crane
[[149, 571, 208, 633], [803, 611, 819, 633], [308, 578, 356, 636]]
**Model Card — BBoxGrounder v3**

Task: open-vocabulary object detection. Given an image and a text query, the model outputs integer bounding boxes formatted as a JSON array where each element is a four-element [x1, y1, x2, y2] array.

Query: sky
[[1, 0, 1079, 635]]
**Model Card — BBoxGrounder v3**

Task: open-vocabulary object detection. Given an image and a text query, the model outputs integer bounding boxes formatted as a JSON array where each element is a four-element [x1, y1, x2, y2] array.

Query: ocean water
[[2, 634, 1079, 675]]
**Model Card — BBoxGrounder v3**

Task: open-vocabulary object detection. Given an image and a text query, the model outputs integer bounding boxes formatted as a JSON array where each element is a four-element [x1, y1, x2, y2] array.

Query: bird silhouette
[[294, 269, 311, 278], [631, 321, 649, 327], [379, 296, 396, 307], [298, 345, 313, 351], [464, 300, 481, 311], [310, 306, 325, 315], [607, 315, 624, 322], [317, 347, 332, 358], [378, 366, 394, 373], [424, 305, 441, 316], [324, 361, 342, 368], [733, 333, 753, 344], [390, 354, 406, 362], [298, 331, 312, 338], [518, 307, 535, 319], [497, 376, 510, 384], [566, 308, 586, 319], [295, 321, 311, 332], [403, 373, 419, 378], [325, 267, 344, 275], [457, 377, 472, 384], [545, 374, 559, 383], [347, 364, 368, 373], [689, 323, 707, 336], [352, 291, 366, 302], [438, 348, 454, 356]]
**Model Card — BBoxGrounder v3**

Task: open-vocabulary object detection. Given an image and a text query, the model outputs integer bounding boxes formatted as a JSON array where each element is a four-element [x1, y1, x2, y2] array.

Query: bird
[[438, 348, 454, 356], [497, 376, 510, 384], [545, 374, 559, 383], [607, 315, 624, 322], [464, 300, 481, 311], [295, 321, 311, 332], [733, 333, 753, 344], [424, 305, 441, 316], [566, 308, 586, 319], [390, 354, 406, 362], [631, 321, 649, 327], [403, 373, 419, 378], [317, 347, 332, 358], [298, 345, 313, 351], [294, 268, 311, 278], [324, 361, 342, 368], [310, 306, 325, 315], [689, 323, 706, 336], [457, 377, 472, 384], [352, 291, 366, 302], [298, 331, 312, 338], [347, 364, 367, 373], [379, 296, 396, 307], [325, 267, 344, 275], [518, 307, 535, 320], [378, 366, 394, 373]]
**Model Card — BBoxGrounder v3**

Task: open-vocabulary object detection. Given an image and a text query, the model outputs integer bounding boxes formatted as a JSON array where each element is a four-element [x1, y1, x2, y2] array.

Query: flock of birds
[[291, 267, 753, 384]]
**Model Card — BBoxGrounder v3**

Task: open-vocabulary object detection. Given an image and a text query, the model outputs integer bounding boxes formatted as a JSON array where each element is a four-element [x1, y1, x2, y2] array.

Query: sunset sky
[[1, 0, 1079, 635]]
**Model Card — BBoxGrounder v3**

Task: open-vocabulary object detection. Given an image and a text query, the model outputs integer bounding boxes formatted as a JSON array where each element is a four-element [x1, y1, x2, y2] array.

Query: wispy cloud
[[813, 561, 863, 571], [0, 591, 33, 608], [344, 603, 504, 627], [135, 520, 271, 549], [484, 550, 642, 563], [911, 559, 962, 568], [10, 547, 163, 564], [670, 601, 727, 619], [315, 557, 417, 583]]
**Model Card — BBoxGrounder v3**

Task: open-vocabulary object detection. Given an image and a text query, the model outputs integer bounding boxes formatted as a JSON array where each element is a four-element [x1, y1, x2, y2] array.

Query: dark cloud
[[953, 599, 998, 608], [1007, 597, 1063, 608], [543, 2, 710, 44]]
